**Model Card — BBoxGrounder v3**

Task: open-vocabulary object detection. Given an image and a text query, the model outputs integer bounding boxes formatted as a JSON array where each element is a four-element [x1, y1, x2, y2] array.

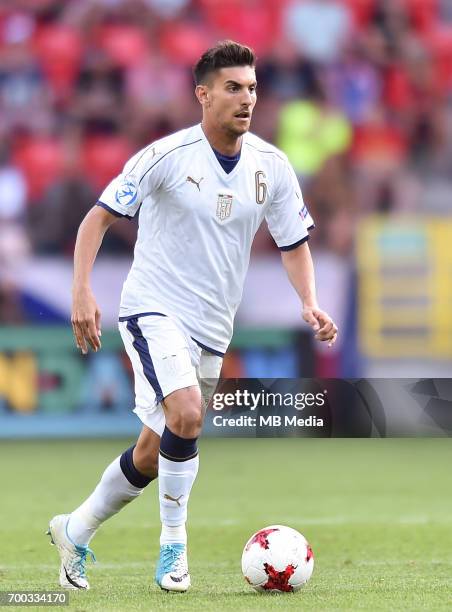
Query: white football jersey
[[98, 124, 313, 354]]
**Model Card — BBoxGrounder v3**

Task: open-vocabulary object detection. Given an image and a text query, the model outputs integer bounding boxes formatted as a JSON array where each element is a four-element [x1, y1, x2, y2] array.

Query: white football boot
[[46, 514, 96, 590], [155, 543, 191, 592]]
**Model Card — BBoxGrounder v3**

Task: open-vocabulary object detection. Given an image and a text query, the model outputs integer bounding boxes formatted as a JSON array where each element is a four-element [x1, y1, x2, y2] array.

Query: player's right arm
[[73, 138, 168, 352], [72, 205, 118, 354]]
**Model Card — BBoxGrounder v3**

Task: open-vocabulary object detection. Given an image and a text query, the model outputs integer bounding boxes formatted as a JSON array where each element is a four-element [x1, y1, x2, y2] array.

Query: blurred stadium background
[[1, 0, 451, 437]]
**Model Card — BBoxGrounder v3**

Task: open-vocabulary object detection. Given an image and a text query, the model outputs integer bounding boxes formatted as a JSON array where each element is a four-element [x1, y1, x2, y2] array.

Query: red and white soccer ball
[[241, 525, 314, 593]]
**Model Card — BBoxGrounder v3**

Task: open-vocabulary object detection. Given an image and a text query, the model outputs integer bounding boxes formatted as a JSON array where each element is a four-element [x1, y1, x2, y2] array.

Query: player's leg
[[47, 425, 160, 590], [68, 425, 160, 544], [47, 314, 166, 591], [114, 314, 201, 592], [133, 424, 161, 476], [155, 385, 202, 592], [155, 348, 222, 592]]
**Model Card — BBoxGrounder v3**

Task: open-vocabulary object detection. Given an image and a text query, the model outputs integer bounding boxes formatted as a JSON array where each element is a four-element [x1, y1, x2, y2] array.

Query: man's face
[[197, 65, 257, 137]]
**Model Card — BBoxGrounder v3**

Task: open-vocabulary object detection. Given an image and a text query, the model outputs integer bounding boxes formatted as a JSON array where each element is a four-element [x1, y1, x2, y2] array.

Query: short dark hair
[[193, 40, 255, 85]]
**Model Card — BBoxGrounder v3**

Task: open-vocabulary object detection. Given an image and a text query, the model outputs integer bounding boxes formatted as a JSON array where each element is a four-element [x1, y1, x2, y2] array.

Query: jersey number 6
[[255, 171, 267, 205]]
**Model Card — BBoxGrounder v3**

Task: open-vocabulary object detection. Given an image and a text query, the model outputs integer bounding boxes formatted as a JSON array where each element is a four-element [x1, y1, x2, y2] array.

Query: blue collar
[[212, 147, 241, 174]]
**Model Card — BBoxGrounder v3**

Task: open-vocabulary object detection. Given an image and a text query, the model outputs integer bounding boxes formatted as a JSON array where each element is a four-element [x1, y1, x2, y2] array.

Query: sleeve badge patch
[[299, 204, 308, 220], [115, 175, 139, 207]]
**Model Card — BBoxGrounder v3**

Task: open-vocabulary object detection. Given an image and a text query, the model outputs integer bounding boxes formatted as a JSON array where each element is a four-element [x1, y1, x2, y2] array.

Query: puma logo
[[186, 176, 204, 191], [164, 493, 183, 506], [150, 146, 160, 159]]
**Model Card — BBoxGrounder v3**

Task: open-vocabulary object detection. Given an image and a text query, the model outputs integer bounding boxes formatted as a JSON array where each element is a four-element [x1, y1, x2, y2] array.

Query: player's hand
[[302, 306, 338, 348], [71, 286, 102, 354]]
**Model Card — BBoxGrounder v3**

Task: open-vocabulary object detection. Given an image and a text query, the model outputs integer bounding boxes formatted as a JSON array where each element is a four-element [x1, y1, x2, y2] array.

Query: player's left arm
[[281, 242, 338, 347]]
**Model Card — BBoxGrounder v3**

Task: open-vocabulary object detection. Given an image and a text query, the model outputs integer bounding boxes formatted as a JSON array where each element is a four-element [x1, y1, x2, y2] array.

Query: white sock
[[158, 453, 199, 542], [67, 456, 145, 546], [160, 524, 187, 545]]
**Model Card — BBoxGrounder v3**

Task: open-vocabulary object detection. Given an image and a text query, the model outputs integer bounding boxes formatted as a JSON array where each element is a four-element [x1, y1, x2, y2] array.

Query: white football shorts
[[118, 313, 223, 436]]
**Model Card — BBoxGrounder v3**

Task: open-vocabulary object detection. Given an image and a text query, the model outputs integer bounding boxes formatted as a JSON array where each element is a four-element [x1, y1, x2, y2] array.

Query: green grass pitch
[[1, 438, 451, 610]]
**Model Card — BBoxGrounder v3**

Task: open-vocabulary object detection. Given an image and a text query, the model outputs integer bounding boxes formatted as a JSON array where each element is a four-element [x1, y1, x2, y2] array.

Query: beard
[[224, 119, 251, 137]]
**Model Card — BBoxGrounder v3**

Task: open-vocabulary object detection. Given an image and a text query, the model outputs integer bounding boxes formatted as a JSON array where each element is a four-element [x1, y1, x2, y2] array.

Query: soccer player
[[47, 41, 337, 593]]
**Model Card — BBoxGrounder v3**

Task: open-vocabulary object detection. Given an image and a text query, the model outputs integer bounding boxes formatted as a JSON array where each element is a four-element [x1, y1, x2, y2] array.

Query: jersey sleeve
[[265, 159, 314, 250], [97, 144, 166, 219]]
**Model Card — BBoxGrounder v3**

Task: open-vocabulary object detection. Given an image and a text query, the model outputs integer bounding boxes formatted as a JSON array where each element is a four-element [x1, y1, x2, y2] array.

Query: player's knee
[[164, 387, 203, 438], [167, 403, 203, 438]]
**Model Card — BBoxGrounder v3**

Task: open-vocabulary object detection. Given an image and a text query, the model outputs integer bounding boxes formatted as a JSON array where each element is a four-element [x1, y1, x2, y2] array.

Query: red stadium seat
[[384, 66, 412, 111], [406, 0, 438, 35], [351, 124, 407, 164], [342, 0, 376, 28], [198, 0, 278, 54], [82, 136, 133, 191], [159, 22, 212, 66], [97, 25, 150, 68], [423, 26, 452, 87], [33, 25, 82, 97], [13, 137, 64, 202]]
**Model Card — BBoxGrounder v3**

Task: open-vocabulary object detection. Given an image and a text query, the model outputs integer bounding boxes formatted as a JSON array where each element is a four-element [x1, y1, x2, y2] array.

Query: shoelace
[[72, 545, 96, 578], [161, 545, 185, 575]]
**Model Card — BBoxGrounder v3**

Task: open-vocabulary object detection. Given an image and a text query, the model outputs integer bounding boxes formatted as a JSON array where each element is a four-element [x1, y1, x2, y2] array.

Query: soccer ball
[[241, 525, 314, 592]]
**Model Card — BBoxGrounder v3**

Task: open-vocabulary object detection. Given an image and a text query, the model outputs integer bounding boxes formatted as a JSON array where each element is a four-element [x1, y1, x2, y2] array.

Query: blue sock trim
[[119, 445, 153, 488], [159, 426, 198, 462]]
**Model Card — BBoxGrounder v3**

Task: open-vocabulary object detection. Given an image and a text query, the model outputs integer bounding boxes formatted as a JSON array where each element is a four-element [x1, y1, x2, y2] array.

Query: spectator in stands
[[71, 49, 125, 135], [0, 37, 53, 137], [282, 0, 352, 64], [28, 138, 137, 254], [276, 80, 352, 180]]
